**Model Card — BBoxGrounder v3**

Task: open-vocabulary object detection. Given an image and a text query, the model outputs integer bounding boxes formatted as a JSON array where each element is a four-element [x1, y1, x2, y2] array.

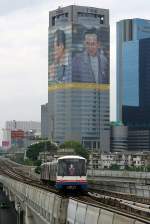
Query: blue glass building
[[122, 37, 150, 127], [116, 19, 150, 126], [116, 19, 150, 152]]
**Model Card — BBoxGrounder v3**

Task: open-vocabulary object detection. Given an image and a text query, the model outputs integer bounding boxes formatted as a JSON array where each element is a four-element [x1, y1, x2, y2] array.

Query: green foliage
[[35, 166, 41, 174], [33, 160, 42, 166], [125, 166, 145, 172], [60, 141, 89, 159], [88, 179, 97, 185], [26, 141, 58, 161], [134, 166, 145, 172], [24, 159, 34, 166], [124, 165, 133, 171], [146, 165, 150, 172], [110, 164, 120, 170]]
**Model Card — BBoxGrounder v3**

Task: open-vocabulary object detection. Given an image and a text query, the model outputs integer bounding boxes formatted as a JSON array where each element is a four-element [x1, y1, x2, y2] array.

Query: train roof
[[41, 155, 86, 166], [41, 160, 57, 166], [58, 155, 86, 160]]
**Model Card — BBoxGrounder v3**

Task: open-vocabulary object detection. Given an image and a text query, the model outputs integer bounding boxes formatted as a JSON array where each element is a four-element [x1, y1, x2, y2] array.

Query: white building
[[2, 129, 11, 150], [88, 152, 150, 170], [5, 120, 41, 133]]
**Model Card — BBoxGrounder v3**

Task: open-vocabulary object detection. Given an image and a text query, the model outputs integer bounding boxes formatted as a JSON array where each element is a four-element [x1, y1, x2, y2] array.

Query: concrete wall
[[67, 199, 144, 224], [0, 175, 68, 224], [0, 175, 146, 224], [88, 170, 150, 179], [88, 170, 150, 197]]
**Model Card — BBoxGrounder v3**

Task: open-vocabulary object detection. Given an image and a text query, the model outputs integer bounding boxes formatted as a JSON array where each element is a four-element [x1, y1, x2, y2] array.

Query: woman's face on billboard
[[54, 39, 65, 62]]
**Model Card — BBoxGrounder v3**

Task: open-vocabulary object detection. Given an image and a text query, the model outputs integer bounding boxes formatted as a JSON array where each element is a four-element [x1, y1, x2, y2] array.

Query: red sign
[[11, 130, 24, 139]]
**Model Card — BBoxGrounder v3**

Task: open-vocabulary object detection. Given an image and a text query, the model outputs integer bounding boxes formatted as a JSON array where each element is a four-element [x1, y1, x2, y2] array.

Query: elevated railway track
[[0, 158, 150, 223]]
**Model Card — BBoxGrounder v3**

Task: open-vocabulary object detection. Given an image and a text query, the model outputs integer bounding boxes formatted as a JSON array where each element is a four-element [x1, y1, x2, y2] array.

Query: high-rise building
[[41, 103, 49, 139], [122, 37, 150, 127], [48, 5, 110, 151], [116, 19, 150, 152], [116, 19, 150, 123]]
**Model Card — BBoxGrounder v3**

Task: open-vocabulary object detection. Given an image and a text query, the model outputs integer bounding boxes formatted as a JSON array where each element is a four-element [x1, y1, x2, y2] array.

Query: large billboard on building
[[48, 26, 72, 84], [72, 25, 109, 84], [48, 6, 110, 150], [48, 25, 109, 86]]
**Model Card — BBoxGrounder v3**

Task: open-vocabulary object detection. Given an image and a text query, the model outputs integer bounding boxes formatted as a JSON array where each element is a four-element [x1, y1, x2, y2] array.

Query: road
[[0, 189, 17, 224]]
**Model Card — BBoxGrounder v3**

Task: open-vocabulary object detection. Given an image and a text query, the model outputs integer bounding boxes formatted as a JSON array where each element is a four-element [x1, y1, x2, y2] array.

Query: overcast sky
[[0, 0, 150, 140]]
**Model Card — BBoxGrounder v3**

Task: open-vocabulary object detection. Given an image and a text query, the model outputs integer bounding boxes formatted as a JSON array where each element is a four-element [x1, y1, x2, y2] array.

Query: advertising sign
[[48, 24, 109, 86], [11, 130, 24, 139]]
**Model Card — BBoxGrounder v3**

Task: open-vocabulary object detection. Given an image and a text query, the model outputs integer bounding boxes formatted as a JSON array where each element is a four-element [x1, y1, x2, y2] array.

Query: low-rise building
[[88, 152, 150, 170], [38, 148, 75, 163]]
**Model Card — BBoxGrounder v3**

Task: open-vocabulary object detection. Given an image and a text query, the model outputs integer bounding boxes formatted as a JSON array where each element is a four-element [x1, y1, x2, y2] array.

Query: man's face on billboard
[[84, 33, 99, 57]]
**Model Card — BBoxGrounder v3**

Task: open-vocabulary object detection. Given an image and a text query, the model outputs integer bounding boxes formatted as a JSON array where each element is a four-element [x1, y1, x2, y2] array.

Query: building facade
[[88, 152, 150, 170], [48, 5, 110, 151], [5, 121, 41, 149], [122, 38, 150, 127], [5, 120, 41, 133], [2, 129, 11, 150], [116, 19, 150, 122], [41, 103, 49, 139], [128, 129, 150, 152], [116, 19, 150, 152], [110, 122, 128, 152]]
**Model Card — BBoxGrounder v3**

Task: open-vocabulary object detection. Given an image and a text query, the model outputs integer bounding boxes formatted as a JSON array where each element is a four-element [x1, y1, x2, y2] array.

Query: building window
[[52, 13, 68, 26], [77, 12, 104, 24]]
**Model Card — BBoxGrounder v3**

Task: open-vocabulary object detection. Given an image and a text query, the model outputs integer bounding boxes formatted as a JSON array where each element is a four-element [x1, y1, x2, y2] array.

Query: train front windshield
[[58, 159, 86, 176]]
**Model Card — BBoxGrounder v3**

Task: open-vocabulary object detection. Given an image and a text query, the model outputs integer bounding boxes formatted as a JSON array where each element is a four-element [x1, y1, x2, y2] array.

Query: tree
[[35, 166, 41, 174], [26, 141, 58, 161], [110, 164, 120, 170], [60, 141, 89, 159]]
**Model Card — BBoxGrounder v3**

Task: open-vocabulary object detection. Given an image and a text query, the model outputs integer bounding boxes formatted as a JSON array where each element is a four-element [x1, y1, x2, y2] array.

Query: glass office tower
[[48, 5, 110, 151], [116, 19, 150, 122], [122, 37, 150, 127]]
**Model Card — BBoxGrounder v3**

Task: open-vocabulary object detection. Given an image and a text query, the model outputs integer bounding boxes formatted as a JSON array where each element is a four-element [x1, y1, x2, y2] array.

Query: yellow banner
[[48, 83, 109, 92]]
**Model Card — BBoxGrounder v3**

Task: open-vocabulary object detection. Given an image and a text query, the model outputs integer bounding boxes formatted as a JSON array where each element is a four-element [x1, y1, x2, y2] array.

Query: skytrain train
[[40, 155, 88, 190]]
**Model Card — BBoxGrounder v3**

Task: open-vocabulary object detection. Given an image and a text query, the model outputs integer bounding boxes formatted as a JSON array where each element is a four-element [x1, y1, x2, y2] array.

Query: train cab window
[[58, 159, 86, 176]]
